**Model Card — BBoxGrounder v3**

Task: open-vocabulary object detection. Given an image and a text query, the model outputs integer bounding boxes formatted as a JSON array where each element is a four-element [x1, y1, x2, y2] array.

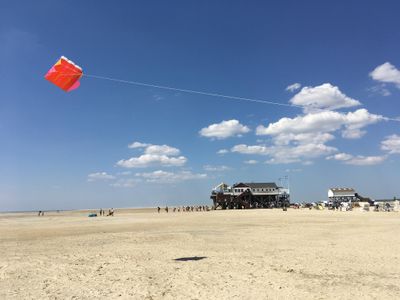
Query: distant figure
[[157, 207, 161, 213], [100, 208, 103, 216], [38, 211, 41, 216], [173, 207, 176, 212], [108, 208, 114, 216], [165, 206, 169, 213]]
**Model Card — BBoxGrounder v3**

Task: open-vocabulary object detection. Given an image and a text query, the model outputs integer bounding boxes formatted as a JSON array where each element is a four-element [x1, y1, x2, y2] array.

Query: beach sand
[[1, 208, 399, 299]]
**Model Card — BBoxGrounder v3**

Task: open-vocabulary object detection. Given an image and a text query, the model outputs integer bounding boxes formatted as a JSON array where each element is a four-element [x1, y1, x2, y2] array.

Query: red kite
[[45, 56, 83, 92]]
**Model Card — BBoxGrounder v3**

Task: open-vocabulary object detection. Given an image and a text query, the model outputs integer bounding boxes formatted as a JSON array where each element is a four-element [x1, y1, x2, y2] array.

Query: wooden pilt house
[[210, 182, 290, 209]]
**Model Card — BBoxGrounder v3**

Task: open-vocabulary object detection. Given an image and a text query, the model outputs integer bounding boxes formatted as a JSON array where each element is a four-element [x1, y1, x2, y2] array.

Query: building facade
[[210, 182, 290, 209], [328, 188, 357, 205]]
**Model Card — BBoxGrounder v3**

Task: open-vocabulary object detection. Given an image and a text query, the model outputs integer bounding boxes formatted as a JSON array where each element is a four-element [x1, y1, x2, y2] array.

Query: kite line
[[47, 56, 399, 122], [58, 72, 400, 122], [82, 74, 302, 108], [80, 73, 400, 122]]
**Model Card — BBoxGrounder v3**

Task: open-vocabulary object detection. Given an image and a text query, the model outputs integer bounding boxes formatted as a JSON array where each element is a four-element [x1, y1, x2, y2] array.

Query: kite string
[[81, 73, 301, 108], [61, 72, 400, 122]]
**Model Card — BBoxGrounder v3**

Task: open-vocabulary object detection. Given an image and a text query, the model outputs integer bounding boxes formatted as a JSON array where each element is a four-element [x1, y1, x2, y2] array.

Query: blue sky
[[1, 1, 400, 211]]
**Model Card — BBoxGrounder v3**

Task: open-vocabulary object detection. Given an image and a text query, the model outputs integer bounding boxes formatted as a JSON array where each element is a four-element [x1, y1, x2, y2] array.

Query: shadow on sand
[[174, 256, 207, 262]]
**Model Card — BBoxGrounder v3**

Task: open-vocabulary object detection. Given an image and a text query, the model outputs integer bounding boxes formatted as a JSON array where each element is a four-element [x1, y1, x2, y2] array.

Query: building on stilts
[[210, 182, 290, 209]]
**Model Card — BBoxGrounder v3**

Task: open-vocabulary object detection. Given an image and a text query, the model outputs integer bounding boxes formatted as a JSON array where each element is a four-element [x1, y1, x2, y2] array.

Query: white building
[[328, 188, 357, 203]]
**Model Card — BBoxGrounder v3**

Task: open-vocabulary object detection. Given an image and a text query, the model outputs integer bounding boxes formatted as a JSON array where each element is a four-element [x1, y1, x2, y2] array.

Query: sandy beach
[[1, 208, 400, 299]]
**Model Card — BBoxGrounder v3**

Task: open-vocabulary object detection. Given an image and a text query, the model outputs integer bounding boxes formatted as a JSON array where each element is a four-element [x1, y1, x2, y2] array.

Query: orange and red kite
[[45, 56, 83, 92]]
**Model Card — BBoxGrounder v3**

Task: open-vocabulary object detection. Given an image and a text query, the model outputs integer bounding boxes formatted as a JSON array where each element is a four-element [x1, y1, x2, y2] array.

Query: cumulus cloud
[[272, 132, 335, 146], [232, 143, 337, 164], [111, 178, 141, 188], [199, 119, 250, 139], [203, 165, 231, 171], [286, 83, 302, 92], [256, 109, 384, 140], [144, 145, 180, 156], [244, 160, 258, 164], [326, 153, 353, 161], [217, 149, 229, 155], [117, 154, 187, 168], [370, 62, 400, 88], [289, 83, 361, 111], [128, 141, 151, 149], [119, 142, 186, 168], [367, 85, 391, 97], [248, 108, 385, 164], [135, 170, 207, 183], [129, 142, 180, 155], [87, 172, 115, 182], [381, 134, 400, 154], [327, 153, 386, 165], [346, 156, 386, 165]]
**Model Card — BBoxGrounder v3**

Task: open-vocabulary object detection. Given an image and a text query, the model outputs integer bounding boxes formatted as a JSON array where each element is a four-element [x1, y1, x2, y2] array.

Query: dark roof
[[233, 182, 250, 188], [245, 182, 278, 189]]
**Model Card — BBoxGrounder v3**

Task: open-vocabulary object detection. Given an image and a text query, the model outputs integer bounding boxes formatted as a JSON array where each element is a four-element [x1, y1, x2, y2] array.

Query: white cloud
[[144, 145, 180, 156], [217, 149, 229, 155], [203, 165, 231, 171], [231, 144, 268, 155], [232, 143, 337, 164], [244, 106, 385, 165], [326, 153, 353, 161], [117, 171, 132, 176], [244, 160, 258, 164], [87, 172, 115, 182], [199, 119, 250, 139], [381, 134, 400, 154], [111, 178, 141, 188], [116, 154, 187, 168], [285, 168, 302, 173], [265, 143, 337, 164], [368, 85, 391, 97], [327, 153, 386, 165], [370, 62, 400, 88], [256, 109, 384, 140], [345, 155, 386, 165], [290, 83, 361, 111], [120, 143, 186, 168], [135, 170, 207, 183], [286, 83, 301, 92], [128, 142, 150, 149], [272, 132, 335, 146]]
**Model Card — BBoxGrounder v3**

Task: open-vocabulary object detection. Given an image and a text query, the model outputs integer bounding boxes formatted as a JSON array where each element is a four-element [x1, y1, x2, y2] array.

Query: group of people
[[99, 208, 114, 216], [157, 205, 211, 213]]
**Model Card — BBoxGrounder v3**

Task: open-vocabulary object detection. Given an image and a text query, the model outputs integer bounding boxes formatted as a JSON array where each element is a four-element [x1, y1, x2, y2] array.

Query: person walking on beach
[[165, 206, 169, 213], [157, 206, 161, 213]]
